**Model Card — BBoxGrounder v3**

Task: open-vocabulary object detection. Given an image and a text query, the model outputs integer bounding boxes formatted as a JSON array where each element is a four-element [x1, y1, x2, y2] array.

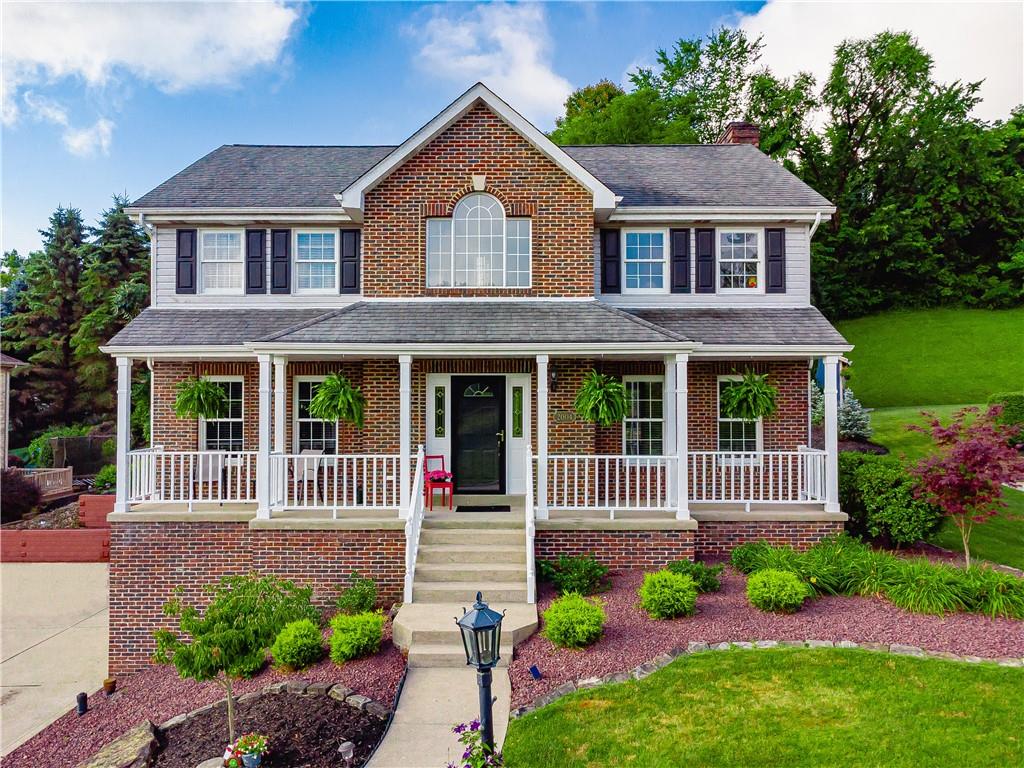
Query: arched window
[[426, 193, 531, 288]]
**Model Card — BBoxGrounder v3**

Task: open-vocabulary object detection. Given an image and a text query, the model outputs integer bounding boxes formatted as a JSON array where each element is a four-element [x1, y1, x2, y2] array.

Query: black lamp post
[[456, 592, 505, 752]]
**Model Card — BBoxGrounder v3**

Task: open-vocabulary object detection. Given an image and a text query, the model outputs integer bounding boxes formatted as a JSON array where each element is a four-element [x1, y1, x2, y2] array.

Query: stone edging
[[511, 640, 1024, 718]]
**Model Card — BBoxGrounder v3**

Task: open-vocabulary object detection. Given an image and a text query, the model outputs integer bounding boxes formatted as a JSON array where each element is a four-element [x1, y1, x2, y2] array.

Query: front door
[[451, 376, 506, 494]]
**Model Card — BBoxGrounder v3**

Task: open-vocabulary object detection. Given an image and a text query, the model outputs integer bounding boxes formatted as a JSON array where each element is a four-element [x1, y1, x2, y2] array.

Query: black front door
[[451, 376, 506, 494]]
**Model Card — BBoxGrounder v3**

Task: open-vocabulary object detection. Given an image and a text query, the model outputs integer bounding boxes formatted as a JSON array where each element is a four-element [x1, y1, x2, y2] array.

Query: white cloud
[[735, 0, 1023, 123], [63, 117, 115, 157], [413, 3, 572, 128]]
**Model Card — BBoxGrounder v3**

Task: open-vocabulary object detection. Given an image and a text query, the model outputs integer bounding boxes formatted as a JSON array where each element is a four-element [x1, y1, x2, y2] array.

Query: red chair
[[423, 454, 454, 511]]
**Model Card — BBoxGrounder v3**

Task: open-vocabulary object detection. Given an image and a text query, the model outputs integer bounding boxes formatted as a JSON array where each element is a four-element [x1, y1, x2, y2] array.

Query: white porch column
[[823, 354, 841, 513], [536, 354, 549, 520], [114, 357, 132, 514], [399, 355, 412, 517], [273, 356, 287, 454], [674, 354, 690, 520], [663, 356, 677, 504], [256, 354, 272, 519]]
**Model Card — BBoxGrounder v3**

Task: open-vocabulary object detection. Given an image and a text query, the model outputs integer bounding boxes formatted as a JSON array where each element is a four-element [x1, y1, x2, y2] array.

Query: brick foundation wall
[[535, 529, 695, 569], [694, 520, 843, 557], [108, 521, 405, 675]]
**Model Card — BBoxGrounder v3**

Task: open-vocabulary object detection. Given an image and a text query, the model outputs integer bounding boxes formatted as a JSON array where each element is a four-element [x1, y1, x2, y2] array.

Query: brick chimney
[[718, 121, 760, 148]]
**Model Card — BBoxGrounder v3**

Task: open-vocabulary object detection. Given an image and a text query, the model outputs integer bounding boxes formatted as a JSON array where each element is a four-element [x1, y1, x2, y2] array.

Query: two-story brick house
[[103, 83, 850, 674]]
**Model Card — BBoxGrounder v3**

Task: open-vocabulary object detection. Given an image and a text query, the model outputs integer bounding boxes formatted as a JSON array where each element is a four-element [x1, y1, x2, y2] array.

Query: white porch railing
[[546, 455, 674, 511], [269, 453, 400, 512], [525, 444, 536, 603], [126, 449, 257, 506], [403, 446, 426, 603], [688, 449, 827, 504]]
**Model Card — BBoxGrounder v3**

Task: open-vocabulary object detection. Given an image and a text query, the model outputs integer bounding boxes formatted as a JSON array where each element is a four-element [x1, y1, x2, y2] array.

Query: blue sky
[[2, 1, 1020, 258]]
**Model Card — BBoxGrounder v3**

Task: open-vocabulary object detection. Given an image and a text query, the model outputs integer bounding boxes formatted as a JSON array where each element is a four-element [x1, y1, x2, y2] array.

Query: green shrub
[[988, 391, 1024, 441], [271, 618, 324, 670], [639, 571, 697, 619], [731, 541, 802, 575], [329, 611, 384, 663], [841, 549, 903, 598], [961, 566, 1024, 620], [797, 535, 872, 595], [746, 569, 809, 613], [537, 554, 609, 596], [884, 559, 972, 616], [26, 424, 90, 467], [93, 464, 117, 492], [838, 452, 870, 529], [335, 572, 377, 614], [840, 453, 941, 546], [101, 437, 116, 459], [666, 560, 724, 593], [542, 593, 605, 648]]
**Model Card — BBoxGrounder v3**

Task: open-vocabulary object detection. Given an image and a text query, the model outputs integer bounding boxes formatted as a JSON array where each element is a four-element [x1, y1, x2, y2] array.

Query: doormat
[[455, 505, 512, 513]]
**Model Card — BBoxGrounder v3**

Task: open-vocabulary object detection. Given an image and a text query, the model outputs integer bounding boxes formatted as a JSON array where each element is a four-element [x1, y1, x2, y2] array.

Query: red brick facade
[[694, 520, 843, 557], [535, 529, 694, 569]]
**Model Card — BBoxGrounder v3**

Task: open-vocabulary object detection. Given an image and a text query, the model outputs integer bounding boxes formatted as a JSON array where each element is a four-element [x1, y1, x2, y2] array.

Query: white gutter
[[809, 211, 823, 240]]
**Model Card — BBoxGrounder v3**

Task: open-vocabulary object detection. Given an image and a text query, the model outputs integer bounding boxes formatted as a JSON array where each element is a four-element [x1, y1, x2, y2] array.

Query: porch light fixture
[[455, 592, 505, 751], [549, 363, 558, 392]]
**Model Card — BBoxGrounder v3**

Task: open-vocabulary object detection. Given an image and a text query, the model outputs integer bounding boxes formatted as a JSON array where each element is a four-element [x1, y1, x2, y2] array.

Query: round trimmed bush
[[747, 569, 809, 614], [271, 618, 324, 670], [542, 593, 605, 649], [639, 570, 698, 619], [329, 610, 384, 664]]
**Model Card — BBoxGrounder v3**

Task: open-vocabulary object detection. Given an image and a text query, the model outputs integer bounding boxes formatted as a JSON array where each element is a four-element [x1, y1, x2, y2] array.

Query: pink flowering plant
[[447, 719, 502, 768], [909, 405, 1024, 566], [428, 469, 453, 482]]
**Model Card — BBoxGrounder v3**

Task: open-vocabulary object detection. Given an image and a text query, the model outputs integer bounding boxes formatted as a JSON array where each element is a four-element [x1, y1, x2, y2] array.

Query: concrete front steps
[[394, 602, 538, 668]]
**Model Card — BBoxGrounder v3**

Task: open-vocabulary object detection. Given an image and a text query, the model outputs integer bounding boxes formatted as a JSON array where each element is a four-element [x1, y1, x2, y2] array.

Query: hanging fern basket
[[720, 370, 779, 420], [174, 377, 228, 420], [574, 370, 629, 427], [308, 373, 366, 428]]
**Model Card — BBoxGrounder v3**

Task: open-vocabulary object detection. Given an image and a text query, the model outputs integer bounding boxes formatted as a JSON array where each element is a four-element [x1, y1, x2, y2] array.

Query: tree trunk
[[223, 675, 237, 745], [959, 521, 972, 569]]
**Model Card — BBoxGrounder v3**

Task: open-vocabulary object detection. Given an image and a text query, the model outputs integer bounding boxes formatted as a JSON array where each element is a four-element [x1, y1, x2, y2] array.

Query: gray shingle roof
[[627, 307, 847, 346], [106, 308, 333, 347], [130, 143, 831, 210]]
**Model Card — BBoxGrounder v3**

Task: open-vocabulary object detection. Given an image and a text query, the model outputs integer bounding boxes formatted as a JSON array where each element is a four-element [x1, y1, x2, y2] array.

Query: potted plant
[[308, 373, 366, 428], [573, 370, 629, 426], [720, 370, 778, 420], [174, 377, 228, 420], [230, 733, 269, 768]]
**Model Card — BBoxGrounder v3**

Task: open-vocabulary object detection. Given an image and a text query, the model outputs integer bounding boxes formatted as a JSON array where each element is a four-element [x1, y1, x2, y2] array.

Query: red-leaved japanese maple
[[909, 406, 1024, 566]]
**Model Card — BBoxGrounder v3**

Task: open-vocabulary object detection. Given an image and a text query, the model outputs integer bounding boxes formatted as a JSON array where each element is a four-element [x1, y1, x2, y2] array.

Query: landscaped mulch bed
[[4, 625, 405, 768], [154, 692, 386, 768], [508, 568, 1024, 708], [2, 500, 80, 529]]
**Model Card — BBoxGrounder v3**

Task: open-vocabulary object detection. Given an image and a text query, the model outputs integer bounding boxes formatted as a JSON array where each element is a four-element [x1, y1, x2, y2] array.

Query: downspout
[[139, 213, 157, 309], [808, 211, 823, 240]]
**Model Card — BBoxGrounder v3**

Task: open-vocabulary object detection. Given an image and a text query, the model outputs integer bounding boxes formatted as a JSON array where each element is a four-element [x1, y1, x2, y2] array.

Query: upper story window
[[201, 378, 243, 450], [426, 193, 531, 288], [623, 376, 664, 456], [623, 230, 666, 293], [719, 230, 762, 292], [295, 231, 338, 293], [200, 231, 243, 295]]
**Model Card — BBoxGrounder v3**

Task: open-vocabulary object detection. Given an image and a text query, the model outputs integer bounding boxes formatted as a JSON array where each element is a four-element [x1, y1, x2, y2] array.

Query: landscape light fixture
[[455, 592, 505, 751]]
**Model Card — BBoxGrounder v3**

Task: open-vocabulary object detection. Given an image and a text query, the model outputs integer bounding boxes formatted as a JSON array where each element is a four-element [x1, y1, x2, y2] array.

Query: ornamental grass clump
[[666, 560, 724, 593], [271, 618, 324, 671], [797, 535, 873, 595], [329, 610, 385, 664], [960, 566, 1024, 620], [883, 558, 972, 616], [542, 593, 605, 649], [746, 569, 809, 614], [730, 540, 801, 575], [639, 570, 698, 619]]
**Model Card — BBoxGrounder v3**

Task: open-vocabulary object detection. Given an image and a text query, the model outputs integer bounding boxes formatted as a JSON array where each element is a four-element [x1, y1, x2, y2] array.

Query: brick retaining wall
[[694, 520, 844, 557], [536, 529, 695, 568]]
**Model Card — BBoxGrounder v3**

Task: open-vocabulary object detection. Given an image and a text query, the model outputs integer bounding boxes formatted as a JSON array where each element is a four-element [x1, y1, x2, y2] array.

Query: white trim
[[198, 228, 245, 296], [692, 344, 853, 356], [198, 375, 245, 451], [716, 374, 764, 457], [338, 83, 617, 216], [293, 229, 340, 295], [621, 228, 669, 295], [717, 228, 764, 295], [292, 375, 338, 453], [609, 207, 834, 222], [622, 375, 665, 456]]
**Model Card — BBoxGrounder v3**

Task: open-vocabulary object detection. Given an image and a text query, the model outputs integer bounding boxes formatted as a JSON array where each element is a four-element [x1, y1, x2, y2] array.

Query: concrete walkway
[[369, 667, 511, 768], [0, 563, 108, 755]]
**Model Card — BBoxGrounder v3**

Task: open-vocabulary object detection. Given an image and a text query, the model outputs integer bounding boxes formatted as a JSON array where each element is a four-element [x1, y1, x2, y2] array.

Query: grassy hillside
[[836, 308, 1024, 408]]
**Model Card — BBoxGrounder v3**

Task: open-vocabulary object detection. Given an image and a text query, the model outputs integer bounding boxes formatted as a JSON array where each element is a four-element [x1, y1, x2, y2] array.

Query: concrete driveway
[[1, 563, 108, 755]]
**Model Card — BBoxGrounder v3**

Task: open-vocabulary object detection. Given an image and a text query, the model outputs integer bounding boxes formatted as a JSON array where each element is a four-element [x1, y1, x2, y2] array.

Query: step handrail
[[525, 446, 536, 604], [403, 445, 426, 604]]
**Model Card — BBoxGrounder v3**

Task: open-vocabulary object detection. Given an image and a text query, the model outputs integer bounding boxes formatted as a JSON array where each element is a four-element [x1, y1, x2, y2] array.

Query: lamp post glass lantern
[[456, 592, 505, 752]]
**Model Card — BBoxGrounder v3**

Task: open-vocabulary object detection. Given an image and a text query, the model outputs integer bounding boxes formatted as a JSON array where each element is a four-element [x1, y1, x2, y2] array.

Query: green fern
[[574, 370, 629, 427], [720, 370, 779, 420], [308, 373, 366, 428], [174, 378, 228, 420]]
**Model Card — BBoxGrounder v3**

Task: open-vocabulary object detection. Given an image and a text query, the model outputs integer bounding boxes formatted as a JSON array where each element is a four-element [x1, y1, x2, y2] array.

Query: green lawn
[[869, 404, 978, 462], [504, 649, 1024, 768], [836, 308, 1024, 408]]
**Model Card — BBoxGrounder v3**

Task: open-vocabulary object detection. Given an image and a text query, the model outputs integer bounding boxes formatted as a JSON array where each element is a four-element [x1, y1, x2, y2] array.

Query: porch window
[[295, 379, 337, 453], [425, 193, 531, 288], [719, 230, 762, 292], [295, 231, 337, 292], [623, 230, 666, 292], [199, 230, 243, 294], [623, 377, 663, 455], [717, 376, 761, 452], [201, 378, 243, 451]]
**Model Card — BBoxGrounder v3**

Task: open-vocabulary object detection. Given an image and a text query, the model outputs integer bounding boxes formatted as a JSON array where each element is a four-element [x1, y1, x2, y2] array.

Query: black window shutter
[[669, 228, 691, 293], [175, 229, 197, 294], [600, 228, 621, 293], [695, 228, 716, 293], [765, 228, 786, 293], [270, 229, 290, 294], [339, 229, 361, 294], [245, 229, 266, 294]]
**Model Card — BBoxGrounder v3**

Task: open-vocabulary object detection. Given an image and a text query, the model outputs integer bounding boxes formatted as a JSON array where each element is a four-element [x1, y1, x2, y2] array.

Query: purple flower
[[469, 718, 481, 731], [463, 747, 473, 760], [452, 723, 468, 734]]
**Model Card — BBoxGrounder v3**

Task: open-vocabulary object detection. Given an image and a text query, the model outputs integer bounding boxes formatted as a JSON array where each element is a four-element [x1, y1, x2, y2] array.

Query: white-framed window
[[717, 375, 763, 453], [425, 192, 531, 288], [294, 377, 337, 453], [623, 229, 667, 293], [199, 230, 244, 295], [719, 230, 763, 293], [623, 376, 664, 456], [200, 377, 244, 451], [295, 230, 338, 293]]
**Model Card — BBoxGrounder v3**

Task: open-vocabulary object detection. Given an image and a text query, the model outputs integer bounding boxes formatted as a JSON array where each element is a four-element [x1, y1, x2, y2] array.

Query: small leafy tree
[[720, 370, 778, 420], [174, 377, 228, 420], [573, 370, 628, 426], [308, 373, 365, 428], [153, 574, 319, 744], [909, 406, 1024, 566]]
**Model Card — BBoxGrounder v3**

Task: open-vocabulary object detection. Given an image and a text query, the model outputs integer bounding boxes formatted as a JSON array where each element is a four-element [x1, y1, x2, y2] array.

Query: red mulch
[[508, 568, 1024, 708], [4, 626, 405, 768]]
